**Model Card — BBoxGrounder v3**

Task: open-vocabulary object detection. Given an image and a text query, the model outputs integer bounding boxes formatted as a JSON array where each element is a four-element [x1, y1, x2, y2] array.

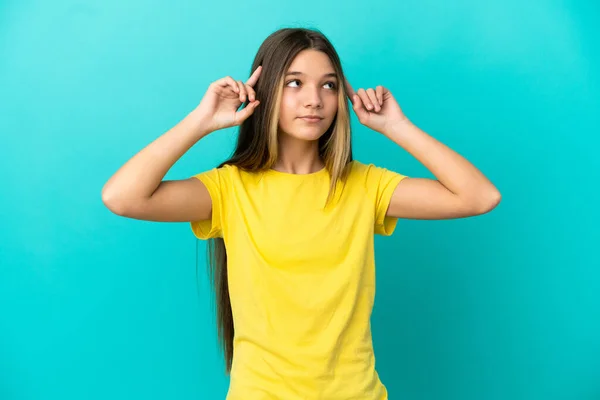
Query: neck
[[273, 133, 324, 174]]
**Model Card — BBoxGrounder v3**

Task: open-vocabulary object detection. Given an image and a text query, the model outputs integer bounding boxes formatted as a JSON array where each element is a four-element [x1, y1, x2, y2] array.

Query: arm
[[385, 119, 501, 220], [101, 67, 262, 222], [101, 108, 214, 222], [344, 81, 500, 220]]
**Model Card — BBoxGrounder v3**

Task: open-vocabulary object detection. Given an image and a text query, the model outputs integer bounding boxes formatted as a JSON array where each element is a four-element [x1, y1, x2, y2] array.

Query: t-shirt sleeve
[[189, 167, 227, 240], [365, 163, 409, 236]]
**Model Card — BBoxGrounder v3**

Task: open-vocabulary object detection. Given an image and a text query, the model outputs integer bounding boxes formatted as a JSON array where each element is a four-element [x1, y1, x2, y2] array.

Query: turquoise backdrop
[[1, 0, 598, 399]]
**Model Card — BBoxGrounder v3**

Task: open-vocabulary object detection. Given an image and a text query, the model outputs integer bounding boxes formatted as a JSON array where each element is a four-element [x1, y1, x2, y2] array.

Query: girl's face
[[278, 49, 339, 141]]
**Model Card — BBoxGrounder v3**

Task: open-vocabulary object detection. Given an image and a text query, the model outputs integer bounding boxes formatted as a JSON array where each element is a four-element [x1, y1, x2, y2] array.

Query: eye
[[285, 79, 338, 90]]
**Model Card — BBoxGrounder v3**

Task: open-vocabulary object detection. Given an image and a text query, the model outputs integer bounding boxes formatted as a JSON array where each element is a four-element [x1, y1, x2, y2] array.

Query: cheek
[[279, 95, 296, 117], [330, 97, 339, 111], [279, 99, 302, 128], [326, 96, 339, 117], [277, 96, 295, 130]]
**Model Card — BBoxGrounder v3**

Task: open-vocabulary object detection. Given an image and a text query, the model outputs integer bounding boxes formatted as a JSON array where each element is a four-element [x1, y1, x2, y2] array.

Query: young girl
[[102, 28, 501, 400]]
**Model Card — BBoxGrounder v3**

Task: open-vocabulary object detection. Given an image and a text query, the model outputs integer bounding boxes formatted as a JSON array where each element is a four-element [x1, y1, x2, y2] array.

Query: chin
[[294, 129, 328, 141], [280, 128, 328, 142], [279, 120, 332, 141]]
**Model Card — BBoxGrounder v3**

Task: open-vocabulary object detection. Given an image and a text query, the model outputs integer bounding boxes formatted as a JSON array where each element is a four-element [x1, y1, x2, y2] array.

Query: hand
[[194, 66, 262, 132], [345, 78, 409, 135]]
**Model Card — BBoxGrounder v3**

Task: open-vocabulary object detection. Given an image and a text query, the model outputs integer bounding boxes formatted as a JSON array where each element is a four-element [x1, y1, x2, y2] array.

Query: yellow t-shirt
[[190, 160, 408, 399]]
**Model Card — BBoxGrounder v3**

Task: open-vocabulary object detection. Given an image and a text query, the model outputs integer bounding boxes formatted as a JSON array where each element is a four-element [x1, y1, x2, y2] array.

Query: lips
[[298, 116, 323, 122]]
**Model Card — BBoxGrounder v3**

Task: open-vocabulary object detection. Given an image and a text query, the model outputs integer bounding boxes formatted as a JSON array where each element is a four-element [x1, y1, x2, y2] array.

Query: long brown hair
[[200, 27, 354, 375]]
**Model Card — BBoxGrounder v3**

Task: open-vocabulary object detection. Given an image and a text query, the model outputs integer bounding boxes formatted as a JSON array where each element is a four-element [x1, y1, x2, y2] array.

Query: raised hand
[[195, 66, 262, 132], [345, 77, 408, 135]]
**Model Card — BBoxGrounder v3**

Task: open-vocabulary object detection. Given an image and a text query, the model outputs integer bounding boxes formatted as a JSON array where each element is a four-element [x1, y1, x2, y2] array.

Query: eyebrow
[[285, 71, 338, 79]]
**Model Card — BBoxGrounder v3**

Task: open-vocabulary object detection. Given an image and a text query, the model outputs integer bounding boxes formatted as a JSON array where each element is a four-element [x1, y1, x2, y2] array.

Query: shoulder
[[194, 163, 240, 180], [347, 160, 401, 182], [345, 160, 408, 197], [194, 164, 272, 189], [191, 164, 240, 194]]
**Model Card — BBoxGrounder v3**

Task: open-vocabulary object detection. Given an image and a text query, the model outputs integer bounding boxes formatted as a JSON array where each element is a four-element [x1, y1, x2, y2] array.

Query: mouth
[[298, 116, 324, 123]]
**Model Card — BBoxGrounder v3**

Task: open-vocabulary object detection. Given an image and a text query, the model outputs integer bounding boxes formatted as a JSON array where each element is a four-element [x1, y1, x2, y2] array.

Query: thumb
[[234, 100, 260, 125]]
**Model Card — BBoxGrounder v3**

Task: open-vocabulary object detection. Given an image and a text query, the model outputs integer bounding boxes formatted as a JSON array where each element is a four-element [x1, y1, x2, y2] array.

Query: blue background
[[1, 0, 599, 399]]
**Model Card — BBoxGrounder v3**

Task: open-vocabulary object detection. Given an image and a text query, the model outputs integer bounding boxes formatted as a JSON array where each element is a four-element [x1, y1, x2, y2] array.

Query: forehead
[[286, 49, 335, 76]]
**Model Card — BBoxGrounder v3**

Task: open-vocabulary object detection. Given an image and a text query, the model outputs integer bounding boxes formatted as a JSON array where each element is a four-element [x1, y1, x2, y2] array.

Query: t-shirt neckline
[[266, 166, 328, 178]]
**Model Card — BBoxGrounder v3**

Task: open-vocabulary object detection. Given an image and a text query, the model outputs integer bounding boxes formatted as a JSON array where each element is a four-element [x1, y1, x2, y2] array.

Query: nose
[[302, 84, 323, 109]]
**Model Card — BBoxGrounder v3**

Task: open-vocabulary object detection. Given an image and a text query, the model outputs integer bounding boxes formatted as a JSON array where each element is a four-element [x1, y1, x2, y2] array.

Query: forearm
[[101, 108, 212, 206], [386, 119, 501, 205]]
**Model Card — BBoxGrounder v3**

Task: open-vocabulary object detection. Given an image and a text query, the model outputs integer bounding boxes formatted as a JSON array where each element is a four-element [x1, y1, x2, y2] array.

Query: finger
[[237, 80, 247, 102], [234, 100, 260, 124], [214, 76, 239, 93], [344, 77, 356, 103], [352, 94, 363, 111], [376, 86, 383, 106], [245, 84, 256, 102], [357, 88, 374, 111], [366, 88, 380, 112], [351, 94, 368, 122], [246, 65, 262, 87]]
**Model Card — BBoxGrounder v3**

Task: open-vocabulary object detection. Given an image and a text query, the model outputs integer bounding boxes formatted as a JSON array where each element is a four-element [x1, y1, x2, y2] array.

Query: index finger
[[344, 77, 356, 103], [246, 65, 262, 87]]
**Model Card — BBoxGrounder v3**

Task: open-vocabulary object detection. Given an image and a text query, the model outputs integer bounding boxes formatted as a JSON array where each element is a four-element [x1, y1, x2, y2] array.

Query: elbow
[[475, 189, 502, 214], [101, 188, 128, 216]]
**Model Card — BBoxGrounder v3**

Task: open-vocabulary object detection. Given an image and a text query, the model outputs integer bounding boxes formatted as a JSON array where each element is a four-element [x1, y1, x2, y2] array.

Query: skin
[[102, 48, 501, 223], [270, 50, 502, 218], [274, 49, 339, 174]]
